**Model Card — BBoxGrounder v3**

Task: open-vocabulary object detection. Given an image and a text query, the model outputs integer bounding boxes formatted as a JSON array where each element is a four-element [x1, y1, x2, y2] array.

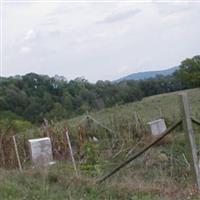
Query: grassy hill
[[1, 88, 200, 200], [68, 88, 200, 130]]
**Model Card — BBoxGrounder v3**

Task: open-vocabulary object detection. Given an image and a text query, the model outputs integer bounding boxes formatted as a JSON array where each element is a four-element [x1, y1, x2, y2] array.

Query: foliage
[[1, 88, 200, 199], [82, 141, 98, 165], [11, 120, 32, 132], [174, 55, 200, 88], [0, 55, 199, 125], [0, 167, 165, 200]]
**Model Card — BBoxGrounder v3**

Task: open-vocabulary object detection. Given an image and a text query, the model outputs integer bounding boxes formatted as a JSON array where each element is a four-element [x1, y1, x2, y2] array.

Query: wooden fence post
[[180, 93, 200, 191], [0, 138, 5, 166], [134, 111, 139, 131], [65, 130, 79, 178], [13, 135, 22, 172]]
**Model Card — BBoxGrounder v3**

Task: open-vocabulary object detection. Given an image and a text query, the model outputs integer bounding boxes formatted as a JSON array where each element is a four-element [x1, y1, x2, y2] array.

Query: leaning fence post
[[180, 93, 200, 191], [65, 130, 79, 178], [13, 135, 22, 172]]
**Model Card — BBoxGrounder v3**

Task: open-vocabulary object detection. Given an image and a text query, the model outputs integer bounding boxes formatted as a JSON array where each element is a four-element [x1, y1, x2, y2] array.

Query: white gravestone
[[147, 119, 167, 137], [28, 137, 53, 167]]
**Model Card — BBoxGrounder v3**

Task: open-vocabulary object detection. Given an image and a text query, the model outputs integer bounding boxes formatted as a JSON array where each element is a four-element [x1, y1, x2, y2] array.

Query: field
[[1, 88, 200, 200]]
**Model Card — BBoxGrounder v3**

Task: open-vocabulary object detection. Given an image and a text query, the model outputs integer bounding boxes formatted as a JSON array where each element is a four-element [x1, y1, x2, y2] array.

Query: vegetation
[[1, 88, 200, 199], [174, 55, 200, 88], [0, 55, 200, 199], [0, 55, 199, 126], [0, 166, 170, 200]]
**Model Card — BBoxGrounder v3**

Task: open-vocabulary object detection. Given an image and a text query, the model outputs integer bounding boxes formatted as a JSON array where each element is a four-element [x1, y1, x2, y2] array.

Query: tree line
[[0, 55, 199, 125]]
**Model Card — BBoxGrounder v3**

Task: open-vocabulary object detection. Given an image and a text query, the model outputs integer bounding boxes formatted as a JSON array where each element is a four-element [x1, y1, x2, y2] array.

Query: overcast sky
[[2, 1, 200, 82]]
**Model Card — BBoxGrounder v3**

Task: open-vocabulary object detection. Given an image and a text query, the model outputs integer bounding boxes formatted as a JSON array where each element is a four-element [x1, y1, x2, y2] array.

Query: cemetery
[[1, 91, 200, 199]]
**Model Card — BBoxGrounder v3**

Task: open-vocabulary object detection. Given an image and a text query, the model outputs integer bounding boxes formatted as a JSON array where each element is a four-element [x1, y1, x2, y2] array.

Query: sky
[[1, 0, 200, 82]]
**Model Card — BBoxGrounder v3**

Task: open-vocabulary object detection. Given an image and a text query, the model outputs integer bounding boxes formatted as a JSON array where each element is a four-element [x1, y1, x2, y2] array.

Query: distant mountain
[[115, 66, 179, 82]]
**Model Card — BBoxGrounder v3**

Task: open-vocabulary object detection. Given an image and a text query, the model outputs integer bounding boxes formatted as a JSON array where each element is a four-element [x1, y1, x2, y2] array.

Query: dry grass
[[1, 88, 200, 199]]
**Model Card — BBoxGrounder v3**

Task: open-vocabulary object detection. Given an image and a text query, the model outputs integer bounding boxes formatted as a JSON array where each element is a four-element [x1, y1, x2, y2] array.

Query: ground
[[1, 88, 200, 200]]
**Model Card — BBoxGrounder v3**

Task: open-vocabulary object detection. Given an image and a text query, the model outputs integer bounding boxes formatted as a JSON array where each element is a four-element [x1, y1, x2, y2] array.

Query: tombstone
[[147, 119, 166, 137], [28, 137, 53, 167]]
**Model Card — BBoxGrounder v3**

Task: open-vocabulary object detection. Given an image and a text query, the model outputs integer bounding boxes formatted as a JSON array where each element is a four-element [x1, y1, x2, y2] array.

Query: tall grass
[[1, 88, 200, 199]]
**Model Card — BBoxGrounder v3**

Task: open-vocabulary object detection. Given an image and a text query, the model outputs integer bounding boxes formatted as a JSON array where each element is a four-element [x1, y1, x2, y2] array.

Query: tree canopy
[[0, 55, 199, 125], [174, 55, 200, 88]]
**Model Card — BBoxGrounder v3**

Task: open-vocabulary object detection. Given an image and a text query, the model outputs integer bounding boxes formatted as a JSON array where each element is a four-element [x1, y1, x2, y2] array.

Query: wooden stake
[[65, 130, 79, 178], [180, 93, 200, 191], [43, 118, 50, 138], [134, 111, 139, 130], [0, 139, 5, 166], [0, 135, 5, 166], [158, 106, 163, 118], [13, 135, 22, 172]]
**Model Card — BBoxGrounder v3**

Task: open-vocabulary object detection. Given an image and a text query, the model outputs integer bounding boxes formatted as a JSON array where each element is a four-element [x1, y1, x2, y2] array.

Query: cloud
[[24, 29, 36, 41], [117, 66, 130, 74], [19, 46, 31, 54], [155, 4, 189, 17], [47, 6, 71, 17], [98, 9, 141, 24], [4, 3, 200, 82]]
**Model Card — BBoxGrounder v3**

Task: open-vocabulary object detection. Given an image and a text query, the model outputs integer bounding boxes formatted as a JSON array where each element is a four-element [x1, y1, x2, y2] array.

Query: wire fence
[[0, 113, 148, 170], [0, 131, 67, 169], [2, 104, 189, 172]]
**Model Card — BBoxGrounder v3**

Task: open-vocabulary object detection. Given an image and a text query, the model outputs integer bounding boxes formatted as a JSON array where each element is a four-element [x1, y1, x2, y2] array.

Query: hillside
[[0, 70, 183, 124], [67, 88, 200, 137], [115, 66, 179, 82], [1, 88, 200, 200], [1, 55, 199, 124]]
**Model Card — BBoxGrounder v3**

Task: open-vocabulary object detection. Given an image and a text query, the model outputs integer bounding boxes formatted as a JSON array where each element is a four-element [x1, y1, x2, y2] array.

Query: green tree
[[47, 103, 67, 120], [174, 55, 200, 88]]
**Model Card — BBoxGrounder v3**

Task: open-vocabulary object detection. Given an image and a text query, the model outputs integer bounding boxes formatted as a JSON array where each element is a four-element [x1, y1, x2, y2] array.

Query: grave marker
[[147, 119, 166, 137], [28, 137, 53, 167]]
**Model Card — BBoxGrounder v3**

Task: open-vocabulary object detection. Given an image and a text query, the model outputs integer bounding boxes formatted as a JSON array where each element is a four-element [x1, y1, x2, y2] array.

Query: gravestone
[[147, 119, 166, 137], [28, 137, 53, 167]]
